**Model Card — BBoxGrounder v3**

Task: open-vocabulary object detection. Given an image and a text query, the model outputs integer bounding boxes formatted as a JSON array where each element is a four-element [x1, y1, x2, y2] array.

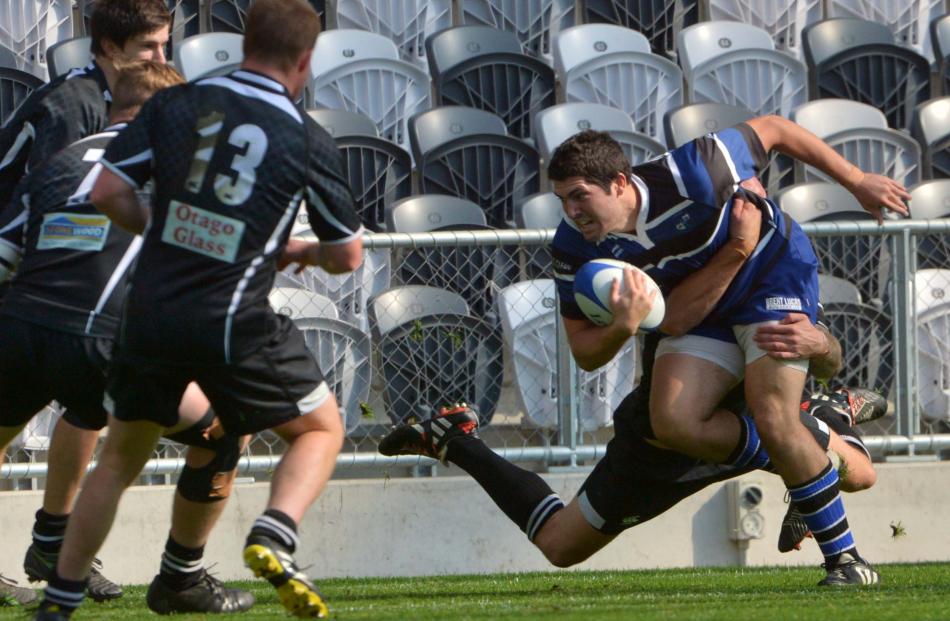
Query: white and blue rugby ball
[[573, 258, 665, 330]]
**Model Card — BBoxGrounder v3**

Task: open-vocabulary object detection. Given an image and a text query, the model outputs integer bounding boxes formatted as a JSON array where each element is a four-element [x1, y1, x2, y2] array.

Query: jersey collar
[[88, 60, 113, 103], [229, 69, 290, 97], [605, 173, 653, 249]]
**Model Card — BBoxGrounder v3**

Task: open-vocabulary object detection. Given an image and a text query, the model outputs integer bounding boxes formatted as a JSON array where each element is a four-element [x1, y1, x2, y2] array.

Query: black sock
[[33, 509, 69, 554], [43, 569, 87, 612], [159, 535, 205, 590], [445, 436, 563, 540], [249, 509, 299, 552]]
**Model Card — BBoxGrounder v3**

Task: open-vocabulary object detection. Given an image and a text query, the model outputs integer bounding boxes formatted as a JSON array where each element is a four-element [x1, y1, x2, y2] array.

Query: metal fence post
[[555, 298, 579, 465], [890, 227, 918, 441]]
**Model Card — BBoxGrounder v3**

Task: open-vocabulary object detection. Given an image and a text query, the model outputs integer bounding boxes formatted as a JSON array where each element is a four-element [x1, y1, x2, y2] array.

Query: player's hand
[[609, 267, 657, 335], [740, 176, 767, 198], [752, 313, 828, 360], [848, 171, 911, 223], [729, 191, 763, 257], [277, 238, 316, 274]]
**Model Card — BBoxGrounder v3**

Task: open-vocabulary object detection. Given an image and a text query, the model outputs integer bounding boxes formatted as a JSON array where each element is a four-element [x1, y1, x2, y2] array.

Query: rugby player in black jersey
[[36, 1, 363, 619]]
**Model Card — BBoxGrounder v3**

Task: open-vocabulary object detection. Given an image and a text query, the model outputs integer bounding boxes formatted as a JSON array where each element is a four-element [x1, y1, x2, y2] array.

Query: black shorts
[[0, 317, 111, 430], [108, 314, 330, 435]]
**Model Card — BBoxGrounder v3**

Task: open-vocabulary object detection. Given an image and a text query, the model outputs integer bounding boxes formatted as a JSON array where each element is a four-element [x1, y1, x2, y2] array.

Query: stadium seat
[[912, 97, 950, 180], [269, 287, 339, 321], [534, 102, 666, 165], [581, 0, 699, 59], [386, 194, 487, 233], [310, 29, 430, 153], [174, 32, 243, 81], [498, 279, 636, 429], [704, 0, 822, 59], [553, 24, 683, 145], [677, 21, 807, 119], [932, 14, 950, 96], [826, 0, 945, 61], [818, 274, 863, 305], [791, 99, 921, 188], [663, 102, 754, 147], [458, 0, 576, 65], [820, 300, 894, 399], [331, 0, 451, 72], [516, 192, 562, 279], [914, 268, 950, 424], [0, 45, 18, 70], [80, 0, 199, 61], [369, 285, 503, 425], [46, 36, 91, 78], [802, 17, 930, 130], [0, 0, 72, 79], [427, 25, 556, 140], [307, 109, 412, 232], [909, 179, 950, 270], [777, 181, 889, 306], [205, 0, 325, 33], [0, 67, 45, 125], [410, 106, 540, 229]]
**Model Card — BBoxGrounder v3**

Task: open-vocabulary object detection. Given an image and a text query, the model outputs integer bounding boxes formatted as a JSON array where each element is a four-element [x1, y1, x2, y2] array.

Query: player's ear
[[100, 37, 121, 61], [613, 171, 628, 195], [296, 48, 313, 76]]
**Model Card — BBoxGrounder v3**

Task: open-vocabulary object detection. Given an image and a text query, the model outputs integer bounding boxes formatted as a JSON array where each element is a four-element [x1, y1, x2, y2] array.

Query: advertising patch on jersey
[[765, 296, 803, 311], [37, 213, 111, 252], [162, 201, 245, 263]]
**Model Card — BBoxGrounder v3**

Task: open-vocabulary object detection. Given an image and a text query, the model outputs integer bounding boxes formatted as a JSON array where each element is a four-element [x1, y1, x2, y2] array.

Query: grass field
[[3, 563, 949, 620]]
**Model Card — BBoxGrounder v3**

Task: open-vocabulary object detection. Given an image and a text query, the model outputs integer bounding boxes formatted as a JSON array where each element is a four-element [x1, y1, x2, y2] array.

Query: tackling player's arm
[[754, 313, 843, 381], [90, 166, 149, 234]]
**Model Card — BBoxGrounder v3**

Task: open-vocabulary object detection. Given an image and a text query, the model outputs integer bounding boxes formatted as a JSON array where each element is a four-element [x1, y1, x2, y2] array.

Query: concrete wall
[[1, 462, 948, 585]]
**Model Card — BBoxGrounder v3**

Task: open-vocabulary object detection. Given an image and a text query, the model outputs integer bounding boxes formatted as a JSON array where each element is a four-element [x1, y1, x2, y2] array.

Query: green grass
[[4, 563, 950, 620]]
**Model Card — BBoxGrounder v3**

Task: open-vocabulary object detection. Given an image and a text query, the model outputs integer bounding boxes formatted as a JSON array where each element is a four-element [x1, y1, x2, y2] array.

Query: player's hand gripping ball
[[573, 258, 665, 330]]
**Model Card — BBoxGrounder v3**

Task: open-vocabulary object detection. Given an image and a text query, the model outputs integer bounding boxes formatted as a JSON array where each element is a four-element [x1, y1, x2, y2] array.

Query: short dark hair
[[90, 0, 171, 56], [244, 0, 320, 72], [547, 130, 631, 193], [111, 60, 184, 117]]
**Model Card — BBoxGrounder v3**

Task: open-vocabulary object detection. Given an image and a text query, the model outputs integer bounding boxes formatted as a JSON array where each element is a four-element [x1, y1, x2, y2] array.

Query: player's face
[[118, 26, 170, 64], [553, 176, 628, 242]]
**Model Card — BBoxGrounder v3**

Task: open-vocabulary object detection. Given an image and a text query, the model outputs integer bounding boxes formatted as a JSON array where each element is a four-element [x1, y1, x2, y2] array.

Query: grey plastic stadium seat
[[554, 24, 683, 145], [386, 195, 487, 233], [777, 182, 866, 223], [307, 108, 378, 138], [818, 274, 863, 305], [912, 97, 950, 180], [46, 37, 92, 78], [534, 102, 665, 165], [582, 0, 699, 59], [269, 288, 339, 321], [368, 285, 503, 425], [310, 30, 430, 152], [80, 0, 200, 62], [791, 99, 887, 139], [427, 26, 556, 140], [459, 0, 576, 65], [0, 68, 45, 125], [705, 0, 822, 59], [206, 0, 325, 33], [175, 33, 243, 81], [933, 14, 950, 96], [909, 180, 950, 269], [517, 192, 562, 278], [802, 18, 931, 129], [410, 106, 540, 229], [820, 301, 894, 398], [677, 21, 807, 118], [0, 45, 18, 71], [663, 102, 754, 148], [914, 268, 950, 423], [0, 0, 72, 79], [331, 0, 451, 72], [827, 0, 945, 61]]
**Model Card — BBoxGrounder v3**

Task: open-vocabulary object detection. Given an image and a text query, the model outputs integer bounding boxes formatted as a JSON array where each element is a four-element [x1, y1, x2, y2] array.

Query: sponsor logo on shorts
[[37, 213, 111, 251], [161, 200, 245, 263], [765, 296, 803, 311], [621, 515, 641, 526]]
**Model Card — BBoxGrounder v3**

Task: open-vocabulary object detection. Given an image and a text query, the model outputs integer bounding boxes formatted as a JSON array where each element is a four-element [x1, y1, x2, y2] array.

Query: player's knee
[[536, 536, 589, 568], [839, 459, 876, 492], [176, 433, 242, 503]]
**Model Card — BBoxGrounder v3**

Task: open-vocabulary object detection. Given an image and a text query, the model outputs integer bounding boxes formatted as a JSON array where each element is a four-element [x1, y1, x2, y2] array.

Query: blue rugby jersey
[[554, 123, 818, 333]]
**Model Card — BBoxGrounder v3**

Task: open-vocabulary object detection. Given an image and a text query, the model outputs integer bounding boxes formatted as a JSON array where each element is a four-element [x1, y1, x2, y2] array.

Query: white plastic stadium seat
[[269, 287, 339, 321], [46, 36, 91, 79], [827, 0, 945, 61], [914, 269, 950, 423], [534, 102, 666, 165], [705, 0, 821, 59], [0, 0, 73, 80], [175, 32, 244, 81]]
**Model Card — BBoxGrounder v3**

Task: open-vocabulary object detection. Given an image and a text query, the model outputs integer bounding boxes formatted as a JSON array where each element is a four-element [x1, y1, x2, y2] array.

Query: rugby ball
[[573, 258, 665, 330]]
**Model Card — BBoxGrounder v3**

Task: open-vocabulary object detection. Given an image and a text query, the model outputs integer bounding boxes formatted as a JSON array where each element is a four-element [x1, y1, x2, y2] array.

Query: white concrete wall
[[1, 462, 948, 585]]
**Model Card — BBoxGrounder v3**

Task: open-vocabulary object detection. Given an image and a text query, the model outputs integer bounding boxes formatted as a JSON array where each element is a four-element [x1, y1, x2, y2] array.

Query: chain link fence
[[5, 221, 950, 486]]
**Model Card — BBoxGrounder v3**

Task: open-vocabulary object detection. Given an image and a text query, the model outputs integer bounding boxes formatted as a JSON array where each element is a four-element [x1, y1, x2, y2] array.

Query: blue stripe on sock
[[730, 416, 760, 468], [802, 499, 847, 533], [788, 466, 838, 501], [817, 528, 855, 558]]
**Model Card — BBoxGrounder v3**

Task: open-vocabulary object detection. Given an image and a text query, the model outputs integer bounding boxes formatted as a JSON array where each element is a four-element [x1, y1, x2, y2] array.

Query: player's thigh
[[533, 499, 616, 567], [741, 352, 808, 436], [164, 382, 212, 436]]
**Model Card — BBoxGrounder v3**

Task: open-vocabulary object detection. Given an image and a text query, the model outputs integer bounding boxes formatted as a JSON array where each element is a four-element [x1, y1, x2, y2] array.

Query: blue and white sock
[[726, 415, 773, 471], [788, 460, 857, 563]]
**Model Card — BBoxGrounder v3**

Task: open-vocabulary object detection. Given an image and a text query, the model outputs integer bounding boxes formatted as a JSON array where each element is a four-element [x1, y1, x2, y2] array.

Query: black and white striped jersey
[[102, 69, 362, 364], [1, 125, 139, 338]]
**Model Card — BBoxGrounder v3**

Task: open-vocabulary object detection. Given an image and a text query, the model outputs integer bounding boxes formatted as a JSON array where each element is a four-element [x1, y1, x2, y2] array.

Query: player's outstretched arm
[[278, 236, 363, 275], [90, 166, 149, 234], [745, 115, 910, 223]]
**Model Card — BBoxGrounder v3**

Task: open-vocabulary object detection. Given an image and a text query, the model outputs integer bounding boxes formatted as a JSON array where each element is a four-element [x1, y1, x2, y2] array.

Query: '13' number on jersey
[[185, 111, 267, 206]]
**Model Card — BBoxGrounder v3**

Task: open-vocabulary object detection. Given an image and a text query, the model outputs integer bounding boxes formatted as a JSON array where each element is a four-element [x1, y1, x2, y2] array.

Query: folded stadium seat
[[778, 181, 890, 307], [268, 287, 340, 321], [205, 0, 325, 33], [802, 17, 931, 130], [0, 0, 72, 80], [534, 102, 665, 165], [827, 0, 945, 63], [79, 0, 199, 62], [332, 0, 451, 73], [909, 179, 950, 270], [308, 108, 412, 232], [0, 65, 45, 125], [553, 24, 683, 146], [704, 0, 822, 60], [46, 36, 91, 79], [174, 32, 243, 81], [581, 0, 699, 59], [913, 268, 950, 427], [409, 106, 540, 229], [516, 192, 562, 280], [677, 21, 807, 119], [912, 97, 950, 181], [309, 29, 430, 155], [426, 25, 556, 141], [818, 274, 863, 305], [932, 14, 950, 96], [458, 0, 576, 66], [368, 285, 503, 426], [791, 99, 921, 189]]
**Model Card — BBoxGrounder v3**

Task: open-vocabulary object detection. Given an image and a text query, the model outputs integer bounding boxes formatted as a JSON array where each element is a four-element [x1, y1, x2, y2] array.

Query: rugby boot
[[819, 551, 881, 586], [378, 403, 479, 463], [244, 535, 327, 618], [0, 573, 37, 607], [777, 498, 812, 553], [146, 569, 254, 614], [32, 601, 71, 620], [24, 546, 122, 602], [803, 388, 887, 427]]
